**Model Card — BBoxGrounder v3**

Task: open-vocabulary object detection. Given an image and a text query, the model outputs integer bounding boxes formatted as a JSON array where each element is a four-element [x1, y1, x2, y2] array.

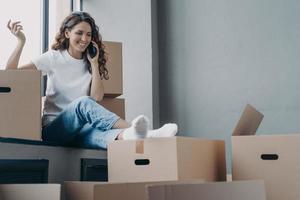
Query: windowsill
[[0, 137, 106, 151]]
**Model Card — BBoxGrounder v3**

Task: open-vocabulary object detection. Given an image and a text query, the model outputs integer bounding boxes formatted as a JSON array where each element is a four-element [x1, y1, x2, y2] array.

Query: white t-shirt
[[32, 49, 92, 126]]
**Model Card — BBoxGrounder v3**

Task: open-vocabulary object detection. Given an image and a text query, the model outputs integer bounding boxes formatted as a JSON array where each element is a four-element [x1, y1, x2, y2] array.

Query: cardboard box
[[108, 136, 226, 183], [64, 180, 203, 200], [0, 70, 41, 140], [232, 134, 300, 200], [0, 184, 60, 200], [231, 104, 300, 200], [99, 98, 125, 119], [103, 41, 123, 97], [64, 182, 96, 200], [147, 180, 266, 200]]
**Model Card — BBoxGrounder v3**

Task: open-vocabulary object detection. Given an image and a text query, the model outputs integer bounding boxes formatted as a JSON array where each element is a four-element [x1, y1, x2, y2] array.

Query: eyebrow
[[75, 30, 92, 34]]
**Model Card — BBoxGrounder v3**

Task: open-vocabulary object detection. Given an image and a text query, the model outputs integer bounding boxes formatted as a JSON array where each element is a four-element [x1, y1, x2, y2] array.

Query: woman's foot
[[121, 115, 178, 140], [122, 115, 149, 140], [147, 123, 178, 138]]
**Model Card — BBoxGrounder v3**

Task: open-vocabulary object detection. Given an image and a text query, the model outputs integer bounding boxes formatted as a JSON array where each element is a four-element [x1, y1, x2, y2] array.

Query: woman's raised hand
[[7, 20, 26, 43]]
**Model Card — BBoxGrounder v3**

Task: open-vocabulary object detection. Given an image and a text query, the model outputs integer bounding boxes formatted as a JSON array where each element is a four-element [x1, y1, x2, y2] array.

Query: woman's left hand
[[87, 41, 99, 67]]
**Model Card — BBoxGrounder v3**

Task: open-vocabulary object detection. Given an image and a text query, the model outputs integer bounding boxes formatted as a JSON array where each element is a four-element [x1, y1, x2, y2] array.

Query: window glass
[[0, 0, 41, 69], [48, 0, 71, 49]]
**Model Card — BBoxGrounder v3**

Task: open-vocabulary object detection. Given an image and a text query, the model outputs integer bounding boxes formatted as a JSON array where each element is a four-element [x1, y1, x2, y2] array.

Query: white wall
[[83, 0, 154, 125]]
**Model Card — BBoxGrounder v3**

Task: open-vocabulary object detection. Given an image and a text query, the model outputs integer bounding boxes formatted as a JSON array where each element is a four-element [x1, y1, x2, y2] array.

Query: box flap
[[94, 180, 204, 200], [232, 104, 264, 136], [147, 180, 266, 200]]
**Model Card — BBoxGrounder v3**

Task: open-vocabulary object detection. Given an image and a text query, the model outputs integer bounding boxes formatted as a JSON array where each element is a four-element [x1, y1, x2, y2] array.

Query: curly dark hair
[[51, 11, 108, 80]]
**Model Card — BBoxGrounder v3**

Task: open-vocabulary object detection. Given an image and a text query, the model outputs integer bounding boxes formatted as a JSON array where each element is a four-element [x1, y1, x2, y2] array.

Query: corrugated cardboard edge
[[232, 104, 264, 136]]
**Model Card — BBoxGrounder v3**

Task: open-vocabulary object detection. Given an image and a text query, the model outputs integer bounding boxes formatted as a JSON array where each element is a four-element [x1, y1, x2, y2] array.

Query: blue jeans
[[42, 96, 123, 149]]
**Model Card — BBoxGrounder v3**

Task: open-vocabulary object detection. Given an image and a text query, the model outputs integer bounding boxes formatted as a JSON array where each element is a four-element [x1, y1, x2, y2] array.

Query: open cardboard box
[[147, 180, 266, 200], [232, 104, 300, 200], [108, 136, 226, 183]]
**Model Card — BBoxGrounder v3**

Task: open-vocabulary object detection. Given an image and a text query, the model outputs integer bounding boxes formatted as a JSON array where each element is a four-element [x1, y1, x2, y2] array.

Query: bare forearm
[[6, 41, 25, 70], [90, 66, 104, 102]]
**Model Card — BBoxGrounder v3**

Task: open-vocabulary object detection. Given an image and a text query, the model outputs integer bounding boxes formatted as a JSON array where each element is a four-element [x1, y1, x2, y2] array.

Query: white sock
[[122, 115, 149, 140], [147, 123, 178, 138]]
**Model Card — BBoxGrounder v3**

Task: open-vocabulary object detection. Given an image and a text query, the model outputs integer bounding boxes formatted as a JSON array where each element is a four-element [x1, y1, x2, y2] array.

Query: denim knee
[[67, 95, 119, 131], [69, 96, 94, 110]]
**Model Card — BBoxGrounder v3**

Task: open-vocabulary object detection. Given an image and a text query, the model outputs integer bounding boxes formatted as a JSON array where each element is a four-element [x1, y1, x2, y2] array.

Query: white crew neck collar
[[63, 49, 84, 62]]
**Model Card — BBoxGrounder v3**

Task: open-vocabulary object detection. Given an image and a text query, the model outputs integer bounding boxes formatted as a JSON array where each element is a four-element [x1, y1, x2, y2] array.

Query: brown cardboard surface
[[108, 136, 226, 183], [176, 137, 226, 181], [94, 182, 153, 200], [64, 180, 204, 200], [0, 184, 60, 200], [103, 41, 123, 97], [0, 70, 41, 140], [232, 134, 300, 200], [147, 180, 266, 200], [99, 98, 125, 119], [64, 181, 102, 200], [231, 104, 300, 200], [232, 104, 264, 136]]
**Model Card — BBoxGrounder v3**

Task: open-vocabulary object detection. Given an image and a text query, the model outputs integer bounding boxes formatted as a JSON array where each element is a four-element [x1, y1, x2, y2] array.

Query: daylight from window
[[0, 0, 41, 69]]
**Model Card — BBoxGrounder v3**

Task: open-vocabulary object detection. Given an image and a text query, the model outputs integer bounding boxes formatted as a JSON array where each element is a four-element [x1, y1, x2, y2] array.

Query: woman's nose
[[81, 35, 90, 42]]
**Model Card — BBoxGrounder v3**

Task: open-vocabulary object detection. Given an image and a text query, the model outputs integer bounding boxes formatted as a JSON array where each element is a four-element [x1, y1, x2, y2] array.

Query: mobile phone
[[88, 43, 97, 58]]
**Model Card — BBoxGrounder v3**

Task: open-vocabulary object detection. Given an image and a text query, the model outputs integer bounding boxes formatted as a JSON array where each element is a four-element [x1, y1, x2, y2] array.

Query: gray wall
[[157, 0, 300, 172], [83, 0, 155, 126]]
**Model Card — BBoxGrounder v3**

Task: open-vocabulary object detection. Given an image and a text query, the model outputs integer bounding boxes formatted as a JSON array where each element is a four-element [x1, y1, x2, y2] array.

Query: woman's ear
[[64, 30, 70, 38]]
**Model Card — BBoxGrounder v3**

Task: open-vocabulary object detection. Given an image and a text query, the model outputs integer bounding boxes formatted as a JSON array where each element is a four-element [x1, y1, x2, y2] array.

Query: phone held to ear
[[88, 43, 97, 58]]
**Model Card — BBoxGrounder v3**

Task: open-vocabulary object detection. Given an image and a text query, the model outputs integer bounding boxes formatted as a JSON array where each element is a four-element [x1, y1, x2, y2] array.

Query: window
[[0, 0, 41, 69], [48, 0, 72, 48], [72, 0, 82, 11], [0, 0, 73, 70]]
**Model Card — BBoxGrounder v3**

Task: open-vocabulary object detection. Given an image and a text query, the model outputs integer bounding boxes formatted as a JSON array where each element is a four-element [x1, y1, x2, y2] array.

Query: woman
[[5, 11, 177, 149]]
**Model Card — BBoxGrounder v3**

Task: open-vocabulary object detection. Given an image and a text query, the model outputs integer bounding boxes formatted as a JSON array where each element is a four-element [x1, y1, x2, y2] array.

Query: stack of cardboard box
[[100, 41, 125, 119], [61, 100, 271, 200], [64, 135, 266, 199], [63, 104, 270, 199], [0, 41, 124, 141]]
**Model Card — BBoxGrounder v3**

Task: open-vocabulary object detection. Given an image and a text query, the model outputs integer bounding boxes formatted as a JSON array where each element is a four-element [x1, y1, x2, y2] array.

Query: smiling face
[[65, 21, 92, 59]]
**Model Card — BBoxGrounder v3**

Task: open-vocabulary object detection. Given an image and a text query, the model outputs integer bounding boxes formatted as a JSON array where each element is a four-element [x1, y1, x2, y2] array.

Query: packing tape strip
[[135, 140, 144, 154]]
